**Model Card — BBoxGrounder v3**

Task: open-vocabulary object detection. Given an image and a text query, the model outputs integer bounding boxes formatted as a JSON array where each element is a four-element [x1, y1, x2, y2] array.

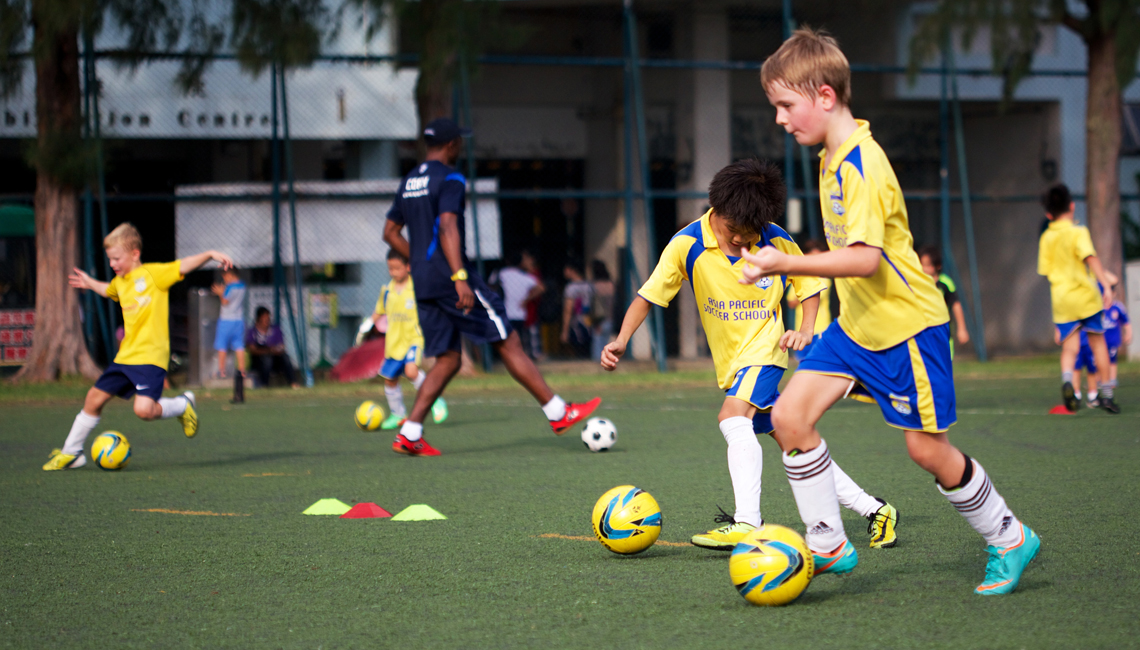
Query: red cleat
[[392, 433, 442, 456], [550, 397, 602, 435]]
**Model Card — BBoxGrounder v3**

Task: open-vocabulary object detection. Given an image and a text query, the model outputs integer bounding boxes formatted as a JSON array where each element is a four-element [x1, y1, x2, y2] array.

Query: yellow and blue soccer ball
[[590, 485, 662, 554], [728, 524, 813, 606], [355, 400, 385, 431], [91, 431, 132, 471]]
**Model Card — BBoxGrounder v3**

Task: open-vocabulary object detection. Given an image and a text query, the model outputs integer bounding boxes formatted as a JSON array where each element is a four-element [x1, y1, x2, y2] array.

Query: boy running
[[742, 29, 1038, 594], [370, 249, 447, 430], [602, 159, 898, 551], [1038, 184, 1119, 413], [44, 223, 232, 470]]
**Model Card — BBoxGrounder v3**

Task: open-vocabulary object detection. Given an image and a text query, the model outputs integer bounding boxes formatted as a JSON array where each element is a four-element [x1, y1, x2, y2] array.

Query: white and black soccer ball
[[581, 417, 617, 452]]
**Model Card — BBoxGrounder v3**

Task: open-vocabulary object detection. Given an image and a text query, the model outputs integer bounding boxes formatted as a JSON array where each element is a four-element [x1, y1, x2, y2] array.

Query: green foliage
[[23, 129, 99, 188], [0, 0, 28, 98], [231, 0, 326, 77]]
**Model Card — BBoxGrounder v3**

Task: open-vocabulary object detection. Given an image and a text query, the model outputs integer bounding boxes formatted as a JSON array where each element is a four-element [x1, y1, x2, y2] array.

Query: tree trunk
[[13, 9, 100, 382], [1085, 31, 1124, 281], [414, 0, 458, 135]]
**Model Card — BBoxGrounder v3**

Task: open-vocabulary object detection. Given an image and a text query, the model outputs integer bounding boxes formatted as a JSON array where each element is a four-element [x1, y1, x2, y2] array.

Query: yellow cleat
[[691, 507, 758, 550], [867, 500, 899, 548], [43, 448, 86, 471], [178, 392, 198, 438]]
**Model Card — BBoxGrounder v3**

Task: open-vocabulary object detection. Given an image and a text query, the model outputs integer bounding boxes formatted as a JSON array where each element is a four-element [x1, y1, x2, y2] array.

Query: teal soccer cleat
[[975, 524, 1040, 595], [813, 539, 858, 576]]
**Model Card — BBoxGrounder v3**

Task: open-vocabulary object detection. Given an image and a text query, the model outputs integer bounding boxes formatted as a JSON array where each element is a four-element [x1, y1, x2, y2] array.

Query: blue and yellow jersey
[[794, 277, 832, 335], [375, 278, 424, 361], [105, 261, 183, 369], [818, 120, 948, 350], [1038, 218, 1102, 324], [639, 210, 826, 389]]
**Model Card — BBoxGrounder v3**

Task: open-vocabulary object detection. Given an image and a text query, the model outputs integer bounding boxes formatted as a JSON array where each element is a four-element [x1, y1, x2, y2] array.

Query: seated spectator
[[245, 307, 299, 389], [560, 260, 593, 358]]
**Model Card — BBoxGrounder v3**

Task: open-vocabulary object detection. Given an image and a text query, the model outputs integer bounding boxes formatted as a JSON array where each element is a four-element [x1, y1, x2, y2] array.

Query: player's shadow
[[165, 450, 333, 468]]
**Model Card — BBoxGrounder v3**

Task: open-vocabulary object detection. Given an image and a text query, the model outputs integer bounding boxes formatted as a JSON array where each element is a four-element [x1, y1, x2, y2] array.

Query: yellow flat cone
[[390, 504, 447, 521], [303, 498, 352, 515]]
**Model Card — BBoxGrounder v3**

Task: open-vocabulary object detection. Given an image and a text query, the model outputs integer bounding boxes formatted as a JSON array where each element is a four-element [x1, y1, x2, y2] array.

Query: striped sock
[[783, 439, 847, 553], [938, 457, 1022, 548]]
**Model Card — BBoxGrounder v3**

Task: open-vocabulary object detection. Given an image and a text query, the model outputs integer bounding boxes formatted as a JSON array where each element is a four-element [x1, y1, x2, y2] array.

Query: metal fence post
[[279, 69, 313, 385], [83, 32, 114, 363], [458, 53, 493, 373], [270, 63, 283, 326]]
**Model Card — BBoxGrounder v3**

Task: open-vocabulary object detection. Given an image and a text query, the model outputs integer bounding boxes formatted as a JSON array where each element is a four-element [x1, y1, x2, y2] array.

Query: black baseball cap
[[422, 118, 472, 146]]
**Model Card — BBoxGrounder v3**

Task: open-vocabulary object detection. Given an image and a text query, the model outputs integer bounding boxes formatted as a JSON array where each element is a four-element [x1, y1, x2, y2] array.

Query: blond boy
[[740, 29, 1037, 594], [44, 223, 233, 470]]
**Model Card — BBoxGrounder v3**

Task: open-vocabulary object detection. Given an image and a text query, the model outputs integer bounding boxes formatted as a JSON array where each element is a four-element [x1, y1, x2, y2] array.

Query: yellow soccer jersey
[[105, 261, 183, 369], [818, 120, 948, 350], [1038, 218, 1102, 323], [376, 278, 424, 361], [794, 277, 832, 335], [639, 211, 826, 389]]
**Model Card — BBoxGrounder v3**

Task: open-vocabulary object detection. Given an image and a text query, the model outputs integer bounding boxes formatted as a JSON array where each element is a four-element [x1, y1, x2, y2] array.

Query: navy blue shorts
[[418, 275, 513, 357], [1075, 342, 1097, 372], [94, 363, 166, 401], [1056, 311, 1105, 341]]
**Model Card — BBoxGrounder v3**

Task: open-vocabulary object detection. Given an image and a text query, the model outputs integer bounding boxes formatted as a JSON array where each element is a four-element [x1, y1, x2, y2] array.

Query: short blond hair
[[761, 28, 851, 106], [104, 222, 143, 253]]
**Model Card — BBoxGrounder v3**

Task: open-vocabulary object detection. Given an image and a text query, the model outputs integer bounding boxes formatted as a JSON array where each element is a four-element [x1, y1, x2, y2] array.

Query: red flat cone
[[1049, 404, 1075, 415], [340, 502, 393, 519]]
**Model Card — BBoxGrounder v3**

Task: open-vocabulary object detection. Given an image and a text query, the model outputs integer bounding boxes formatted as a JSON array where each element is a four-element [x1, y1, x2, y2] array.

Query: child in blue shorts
[[211, 267, 246, 379]]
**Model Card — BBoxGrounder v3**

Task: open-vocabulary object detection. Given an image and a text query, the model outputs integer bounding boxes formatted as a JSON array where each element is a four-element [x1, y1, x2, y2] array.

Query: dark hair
[[1043, 184, 1072, 217], [916, 245, 942, 269], [801, 239, 827, 254], [386, 249, 409, 264], [591, 259, 611, 281], [707, 159, 786, 233], [255, 306, 271, 320], [223, 266, 240, 275], [506, 250, 523, 267], [564, 259, 584, 276]]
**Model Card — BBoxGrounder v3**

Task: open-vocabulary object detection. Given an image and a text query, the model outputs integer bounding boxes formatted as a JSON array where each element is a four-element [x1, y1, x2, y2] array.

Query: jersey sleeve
[[150, 261, 184, 291], [1037, 232, 1051, 276], [1074, 226, 1097, 261], [374, 287, 388, 315], [772, 237, 827, 302], [386, 188, 404, 225], [105, 277, 120, 302], [438, 173, 466, 215], [839, 164, 885, 249], [638, 236, 690, 307]]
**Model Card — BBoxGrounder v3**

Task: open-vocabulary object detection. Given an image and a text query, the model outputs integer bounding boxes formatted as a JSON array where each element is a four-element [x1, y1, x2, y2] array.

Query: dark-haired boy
[[917, 245, 971, 355], [1038, 184, 1118, 413], [602, 159, 898, 552]]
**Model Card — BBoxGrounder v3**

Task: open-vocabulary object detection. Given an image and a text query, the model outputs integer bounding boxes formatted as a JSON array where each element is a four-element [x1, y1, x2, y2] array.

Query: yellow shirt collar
[[699, 209, 719, 249], [819, 120, 873, 174]]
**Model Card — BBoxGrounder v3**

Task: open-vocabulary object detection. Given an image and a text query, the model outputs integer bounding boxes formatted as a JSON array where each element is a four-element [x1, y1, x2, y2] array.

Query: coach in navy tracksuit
[[383, 118, 600, 455]]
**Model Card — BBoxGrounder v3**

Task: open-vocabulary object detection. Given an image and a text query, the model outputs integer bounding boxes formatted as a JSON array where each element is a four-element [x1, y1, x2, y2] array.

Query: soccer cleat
[[690, 506, 757, 550], [1099, 396, 1120, 414], [380, 413, 405, 430], [43, 448, 86, 471], [1061, 381, 1078, 412], [178, 392, 198, 438], [975, 524, 1040, 595], [867, 499, 899, 549], [392, 433, 441, 456], [550, 397, 602, 435], [431, 398, 449, 424], [1086, 395, 1100, 408], [813, 539, 858, 576]]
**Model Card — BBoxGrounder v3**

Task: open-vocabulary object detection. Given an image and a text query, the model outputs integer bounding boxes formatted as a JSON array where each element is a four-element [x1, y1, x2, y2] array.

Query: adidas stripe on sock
[[783, 439, 847, 553], [938, 457, 1023, 548]]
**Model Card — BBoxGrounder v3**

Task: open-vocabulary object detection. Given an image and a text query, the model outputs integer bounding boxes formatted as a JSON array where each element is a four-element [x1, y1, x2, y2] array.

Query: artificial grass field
[[2, 359, 1139, 648]]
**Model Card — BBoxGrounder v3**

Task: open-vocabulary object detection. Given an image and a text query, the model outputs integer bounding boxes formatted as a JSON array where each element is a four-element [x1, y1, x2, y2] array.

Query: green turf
[[2, 362, 1139, 648]]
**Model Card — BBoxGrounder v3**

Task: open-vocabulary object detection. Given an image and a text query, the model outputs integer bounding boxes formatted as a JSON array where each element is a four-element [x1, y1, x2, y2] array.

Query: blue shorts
[[380, 345, 422, 380], [94, 363, 166, 401], [418, 274, 513, 357], [797, 322, 957, 433], [724, 365, 785, 435], [1056, 312, 1105, 341], [1075, 344, 1097, 372], [214, 320, 245, 351]]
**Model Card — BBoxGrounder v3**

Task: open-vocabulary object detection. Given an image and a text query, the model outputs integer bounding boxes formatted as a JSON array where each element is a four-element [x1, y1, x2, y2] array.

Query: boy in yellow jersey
[[743, 29, 1037, 594], [602, 159, 898, 551], [786, 239, 831, 361], [1038, 184, 1119, 414], [44, 223, 233, 470], [371, 250, 447, 433]]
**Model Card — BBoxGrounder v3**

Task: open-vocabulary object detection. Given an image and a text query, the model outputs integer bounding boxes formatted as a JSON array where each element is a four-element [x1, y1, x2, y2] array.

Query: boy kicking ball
[[743, 29, 1037, 594], [602, 159, 898, 553], [44, 223, 233, 470]]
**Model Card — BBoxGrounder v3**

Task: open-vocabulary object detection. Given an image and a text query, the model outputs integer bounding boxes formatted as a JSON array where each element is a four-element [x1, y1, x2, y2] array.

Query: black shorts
[[94, 363, 166, 401], [418, 274, 513, 357]]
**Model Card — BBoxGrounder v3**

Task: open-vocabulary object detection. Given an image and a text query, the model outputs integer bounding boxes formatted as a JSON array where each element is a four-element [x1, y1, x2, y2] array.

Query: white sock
[[1074, 390, 1082, 401], [62, 411, 100, 455], [158, 396, 187, 419], [783, 439, 847, 553], [541, 395, 567, 421], [412, 372, 425, 391], [720, 416, 763, 527], [938, 457, 1023, 548], [384, 385, 406, 418], [832, 461, 882, 518], [400, 420, 423, 441]]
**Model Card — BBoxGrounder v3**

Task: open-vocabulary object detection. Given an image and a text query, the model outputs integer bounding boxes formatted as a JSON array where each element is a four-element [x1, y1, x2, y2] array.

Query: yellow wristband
[[450, 269, 469, 282]]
